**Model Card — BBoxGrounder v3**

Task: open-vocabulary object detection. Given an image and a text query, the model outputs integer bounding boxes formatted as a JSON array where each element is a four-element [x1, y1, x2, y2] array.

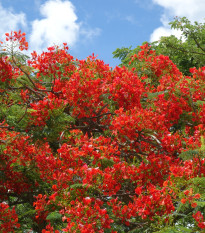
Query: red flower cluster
[[193, 211, 205, 229], [5, 30, 28, 51], [0, 203, 20, 232]]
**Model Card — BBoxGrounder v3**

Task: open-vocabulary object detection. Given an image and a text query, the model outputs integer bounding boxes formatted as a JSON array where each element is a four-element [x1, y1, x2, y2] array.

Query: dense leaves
[[0, 29, 205, 232], [113, 17, 205, 76]]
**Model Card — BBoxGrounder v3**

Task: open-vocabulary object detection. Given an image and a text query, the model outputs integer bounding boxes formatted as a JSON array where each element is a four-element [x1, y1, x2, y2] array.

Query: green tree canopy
[[113, 17, 205, 75]]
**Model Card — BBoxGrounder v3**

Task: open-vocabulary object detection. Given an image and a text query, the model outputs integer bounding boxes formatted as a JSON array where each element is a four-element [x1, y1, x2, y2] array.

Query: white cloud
[[30, 0, 101, 52], [150, 0, 205, 42], [153, 0, 205, 21], [150, 26, 182, 42], [0, 3, 26, 39]]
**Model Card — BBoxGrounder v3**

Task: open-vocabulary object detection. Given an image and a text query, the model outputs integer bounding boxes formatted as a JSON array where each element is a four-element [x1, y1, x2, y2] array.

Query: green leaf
[[147, 91, 168, 100], [155, 226, 193, 233], [70, 183, 84, 189], [179, 150, 199, 161], [100, 158, 114, 168], [46, 212, 62, 221], [18, 209, 36, 218], [195, 201, 205, 207], [195, 100, 205, 107]]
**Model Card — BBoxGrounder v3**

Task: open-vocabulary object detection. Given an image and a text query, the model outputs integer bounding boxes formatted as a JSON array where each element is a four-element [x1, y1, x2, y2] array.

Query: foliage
[[0, 30, 205, 232], [113, 17, 205, 75]]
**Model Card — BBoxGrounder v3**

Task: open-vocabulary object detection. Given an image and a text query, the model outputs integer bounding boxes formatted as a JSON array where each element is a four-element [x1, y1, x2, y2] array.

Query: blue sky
[[0, 0, 205, 67]]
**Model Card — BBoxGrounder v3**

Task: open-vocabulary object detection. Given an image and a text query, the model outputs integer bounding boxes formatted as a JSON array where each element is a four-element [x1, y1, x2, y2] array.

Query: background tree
[[113, 17, 205, 75]]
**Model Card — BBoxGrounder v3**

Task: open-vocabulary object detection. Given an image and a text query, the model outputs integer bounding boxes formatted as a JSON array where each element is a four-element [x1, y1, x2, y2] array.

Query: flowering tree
[[0, 30, 205, 233], [113, 17, 205, 76]]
